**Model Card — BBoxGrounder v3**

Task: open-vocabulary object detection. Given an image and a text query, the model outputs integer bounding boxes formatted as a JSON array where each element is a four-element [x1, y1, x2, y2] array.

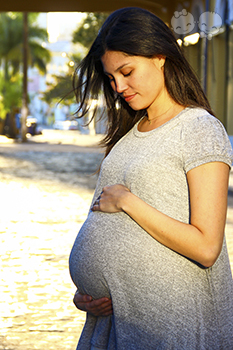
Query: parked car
[[3, 113, 42, 138], [53, 120, 79, 130], [26, 116, 42, 136]]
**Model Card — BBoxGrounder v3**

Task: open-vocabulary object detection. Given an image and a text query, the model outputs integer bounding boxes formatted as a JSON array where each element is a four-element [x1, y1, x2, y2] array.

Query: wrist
[[120, 190, 133, 212]]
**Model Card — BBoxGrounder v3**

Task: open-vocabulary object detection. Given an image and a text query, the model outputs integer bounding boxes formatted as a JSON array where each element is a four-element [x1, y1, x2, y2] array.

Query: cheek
[[132, 70, 152, 91], [142, 72, 158, 93]]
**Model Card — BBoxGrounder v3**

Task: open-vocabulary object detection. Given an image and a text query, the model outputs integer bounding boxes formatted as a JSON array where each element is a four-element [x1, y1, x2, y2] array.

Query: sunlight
[[47, 12, 87, 43]]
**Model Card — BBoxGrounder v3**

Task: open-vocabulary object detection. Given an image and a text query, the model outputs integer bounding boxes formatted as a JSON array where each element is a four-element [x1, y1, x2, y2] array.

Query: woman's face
[[101, 51, 167, 112]]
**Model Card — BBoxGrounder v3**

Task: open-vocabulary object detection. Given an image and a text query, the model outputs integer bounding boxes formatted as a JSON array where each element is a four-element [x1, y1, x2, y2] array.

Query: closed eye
[[122, 71, 132, 77]]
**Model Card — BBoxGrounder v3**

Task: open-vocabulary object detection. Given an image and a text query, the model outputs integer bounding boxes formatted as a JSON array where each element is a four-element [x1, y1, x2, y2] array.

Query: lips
[[123, 94, 136, 102]]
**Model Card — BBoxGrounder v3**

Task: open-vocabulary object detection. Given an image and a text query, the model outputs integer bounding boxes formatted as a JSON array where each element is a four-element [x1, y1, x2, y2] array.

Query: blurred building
[[167, 0, 233, 135], [28, 13, 87, 128]]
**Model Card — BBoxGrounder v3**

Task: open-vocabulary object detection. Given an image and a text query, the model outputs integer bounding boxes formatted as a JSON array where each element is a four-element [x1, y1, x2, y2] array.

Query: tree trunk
[[4, 57, 9, 81], [21, 12, 28, 142]]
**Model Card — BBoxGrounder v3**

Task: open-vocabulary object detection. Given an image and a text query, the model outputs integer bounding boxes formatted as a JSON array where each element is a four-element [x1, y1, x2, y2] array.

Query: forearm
[[93, 164, 228, 267], [121, 191, 223, 267]]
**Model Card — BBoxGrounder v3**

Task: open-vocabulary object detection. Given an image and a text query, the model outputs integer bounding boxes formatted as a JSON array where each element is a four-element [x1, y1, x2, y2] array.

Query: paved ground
[[0, 131, 104, 350], [0, 130, 233, 350]]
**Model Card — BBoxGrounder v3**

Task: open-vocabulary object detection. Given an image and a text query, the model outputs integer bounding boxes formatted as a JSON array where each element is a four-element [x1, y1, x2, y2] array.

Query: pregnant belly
[[69, 210, 176, 300], [69, 210, 154, 299], [69, 211, 129, 298]]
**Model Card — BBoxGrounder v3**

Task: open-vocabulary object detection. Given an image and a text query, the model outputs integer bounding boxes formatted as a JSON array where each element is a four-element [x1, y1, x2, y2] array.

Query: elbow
[[201, 258, 217, 268], [199, 246, 222, 268]]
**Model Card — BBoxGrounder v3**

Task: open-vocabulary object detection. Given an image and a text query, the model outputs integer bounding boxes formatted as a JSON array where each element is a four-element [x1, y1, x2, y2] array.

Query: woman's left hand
[[91, 184, 130, 213], [73, 291, 113, 317]]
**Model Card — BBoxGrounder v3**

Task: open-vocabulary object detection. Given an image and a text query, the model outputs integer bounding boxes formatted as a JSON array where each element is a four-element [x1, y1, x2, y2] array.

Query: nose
[[112, 77, 127, 94]]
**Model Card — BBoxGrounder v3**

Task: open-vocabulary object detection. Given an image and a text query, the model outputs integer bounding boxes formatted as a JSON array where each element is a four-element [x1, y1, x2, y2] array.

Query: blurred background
[[0, 0, 233, 141], [0, 11, 108, 140]]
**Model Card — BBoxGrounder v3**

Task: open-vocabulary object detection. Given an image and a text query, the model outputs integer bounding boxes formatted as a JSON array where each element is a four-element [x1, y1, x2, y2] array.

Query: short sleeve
[[182, 114, 233, 173]]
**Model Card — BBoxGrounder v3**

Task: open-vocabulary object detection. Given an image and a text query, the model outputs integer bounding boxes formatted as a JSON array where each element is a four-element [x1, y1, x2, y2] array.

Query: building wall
[[172, 0, 233, 133], [227, 28, 233, 134], [206, 31, 228, 126]]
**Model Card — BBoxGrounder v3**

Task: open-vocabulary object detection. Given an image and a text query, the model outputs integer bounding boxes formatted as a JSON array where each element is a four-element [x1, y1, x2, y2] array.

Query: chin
[[127, 102, 145, 111]]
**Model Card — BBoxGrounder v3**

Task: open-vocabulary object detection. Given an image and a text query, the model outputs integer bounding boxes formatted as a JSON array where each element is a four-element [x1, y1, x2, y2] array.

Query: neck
[[138, 104, 185, 132], [146, 105, 174, 125]]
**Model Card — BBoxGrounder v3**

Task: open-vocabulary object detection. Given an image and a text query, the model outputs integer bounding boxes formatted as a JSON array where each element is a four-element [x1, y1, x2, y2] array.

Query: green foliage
[[43, 74, 75, 105], [29, 41, 51, 74], [42, 53, 83, 106], [72, 12, 109, 48], [0, 12, 51, 119], [0, 12, 51, 80], [0, 72, 22, 117]]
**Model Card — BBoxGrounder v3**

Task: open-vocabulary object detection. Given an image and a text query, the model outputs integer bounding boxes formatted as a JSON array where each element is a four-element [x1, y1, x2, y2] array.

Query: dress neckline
[[133, 107, 190, 138]]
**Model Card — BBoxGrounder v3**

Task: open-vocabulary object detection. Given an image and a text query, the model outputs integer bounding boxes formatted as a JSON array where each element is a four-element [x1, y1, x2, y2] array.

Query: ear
[[157, 55, 166, 69], [152, 55, 166, 69]]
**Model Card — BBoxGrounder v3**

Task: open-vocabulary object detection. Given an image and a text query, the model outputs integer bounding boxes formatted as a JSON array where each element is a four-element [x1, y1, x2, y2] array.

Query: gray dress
[[69, 107, 233, 350]]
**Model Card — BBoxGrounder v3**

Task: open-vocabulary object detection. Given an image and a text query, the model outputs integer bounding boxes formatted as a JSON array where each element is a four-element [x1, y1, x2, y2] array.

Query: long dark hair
[[73, 7, 214, 156]]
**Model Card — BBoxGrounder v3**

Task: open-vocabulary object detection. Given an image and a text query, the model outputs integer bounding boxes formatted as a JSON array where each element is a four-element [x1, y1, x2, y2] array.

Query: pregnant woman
[[69, 7, 233, 349]]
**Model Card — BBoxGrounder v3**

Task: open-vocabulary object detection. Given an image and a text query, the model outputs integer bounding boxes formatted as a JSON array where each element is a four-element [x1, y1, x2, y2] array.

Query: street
[[0, 130, 233, 350], [0, 132, 104, 350]]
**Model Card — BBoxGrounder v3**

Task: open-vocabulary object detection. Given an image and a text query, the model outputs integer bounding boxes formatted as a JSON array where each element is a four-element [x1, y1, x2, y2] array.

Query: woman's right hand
[[73, 290, 113, 317]]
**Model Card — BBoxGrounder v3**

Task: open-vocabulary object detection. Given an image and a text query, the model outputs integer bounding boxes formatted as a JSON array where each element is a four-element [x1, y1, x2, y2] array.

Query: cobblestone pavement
[[0, 131, 233, 350], [0, 133, 104, 350]]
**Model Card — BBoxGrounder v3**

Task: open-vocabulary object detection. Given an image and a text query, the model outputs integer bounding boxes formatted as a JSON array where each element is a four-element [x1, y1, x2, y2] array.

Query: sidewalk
[[0, 129, 104, 148], [0, 132, 104, 350]]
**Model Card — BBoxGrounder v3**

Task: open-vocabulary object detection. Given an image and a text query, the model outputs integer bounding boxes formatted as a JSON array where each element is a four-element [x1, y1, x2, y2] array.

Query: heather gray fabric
[[69, 107, 233, 350]]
